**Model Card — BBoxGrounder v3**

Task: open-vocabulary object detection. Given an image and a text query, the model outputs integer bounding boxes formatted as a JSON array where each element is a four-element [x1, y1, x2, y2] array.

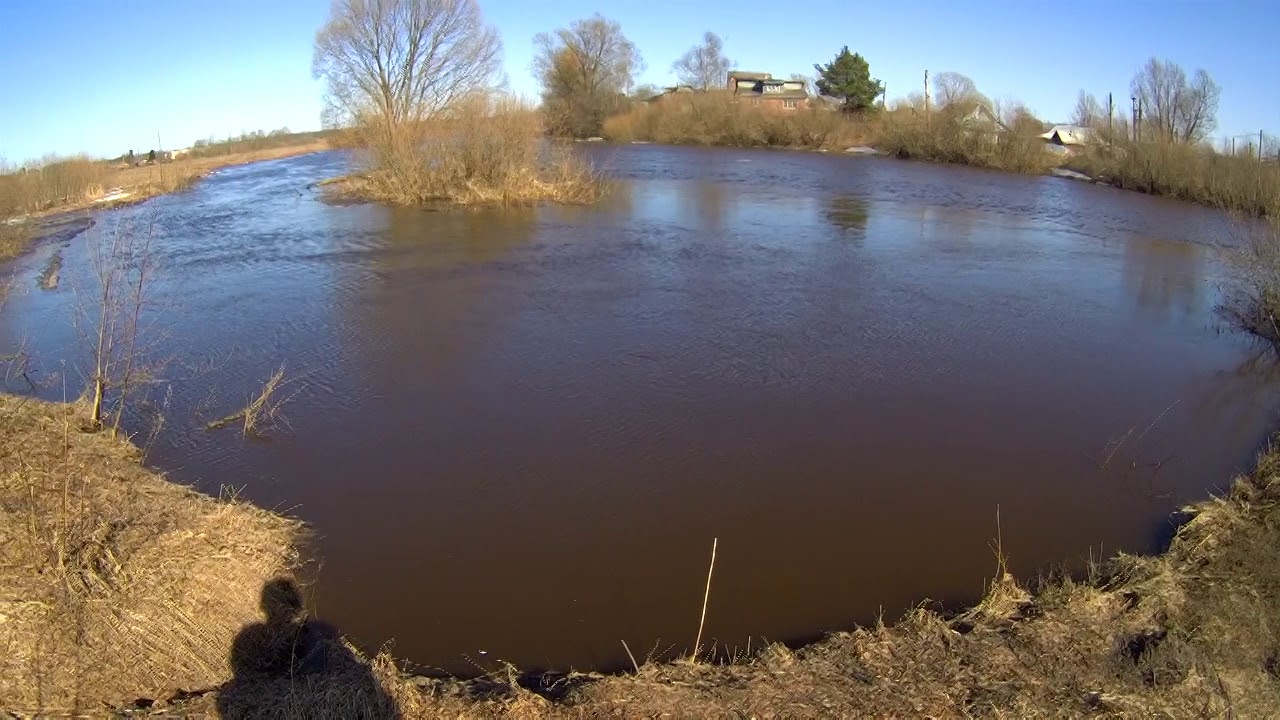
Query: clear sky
[[2, 0, 1277, 161]]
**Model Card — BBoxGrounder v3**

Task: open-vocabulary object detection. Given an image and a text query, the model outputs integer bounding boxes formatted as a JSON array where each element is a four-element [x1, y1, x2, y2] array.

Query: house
[[948, 100, 1006, 131], [727, 71, 808, 110], [1039, 125, 1093, 147]]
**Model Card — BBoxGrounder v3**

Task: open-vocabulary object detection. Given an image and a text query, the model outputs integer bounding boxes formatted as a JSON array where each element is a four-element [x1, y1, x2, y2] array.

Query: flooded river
[[2, 145, 1278, 674]]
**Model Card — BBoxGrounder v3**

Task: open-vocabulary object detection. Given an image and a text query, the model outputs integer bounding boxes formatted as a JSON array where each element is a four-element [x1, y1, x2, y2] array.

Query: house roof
[[1039, 125, 1093, 145], [728, 71, 771, 81]]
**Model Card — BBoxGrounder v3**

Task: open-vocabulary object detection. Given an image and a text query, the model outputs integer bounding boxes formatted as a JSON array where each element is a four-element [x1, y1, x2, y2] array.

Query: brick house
[[727, 71, 808, 110]]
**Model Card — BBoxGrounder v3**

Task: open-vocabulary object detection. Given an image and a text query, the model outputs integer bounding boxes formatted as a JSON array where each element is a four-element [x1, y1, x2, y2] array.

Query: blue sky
[[1, 0, 1276, 161]]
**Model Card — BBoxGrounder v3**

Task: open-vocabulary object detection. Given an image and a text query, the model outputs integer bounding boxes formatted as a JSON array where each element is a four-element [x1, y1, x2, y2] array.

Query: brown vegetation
[[6, 386, 1280, 716], [1068, 137, 1280, 217], [328, 96, 602, 207], [1221, 216, 1280, 350], [872, 102, 1057, 174], [313, 0, 596, 207], [0, 395, 300, 714], [0, 142, 330, 261], [603, 93, 866, 149], [535, 14, 643, 138]]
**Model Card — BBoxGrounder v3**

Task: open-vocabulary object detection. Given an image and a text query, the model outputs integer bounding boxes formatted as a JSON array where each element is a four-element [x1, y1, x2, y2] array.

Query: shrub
[[339, 94, 602, 207], [603, 92, 867, 150]]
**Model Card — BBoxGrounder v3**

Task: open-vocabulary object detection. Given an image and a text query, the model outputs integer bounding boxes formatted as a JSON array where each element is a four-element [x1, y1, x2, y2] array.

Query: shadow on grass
[[215, 578, 401, 719]]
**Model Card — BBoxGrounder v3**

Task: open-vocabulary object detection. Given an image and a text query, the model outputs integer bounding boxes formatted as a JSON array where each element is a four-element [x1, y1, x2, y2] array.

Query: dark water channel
[[3, 145, 1278, 675]]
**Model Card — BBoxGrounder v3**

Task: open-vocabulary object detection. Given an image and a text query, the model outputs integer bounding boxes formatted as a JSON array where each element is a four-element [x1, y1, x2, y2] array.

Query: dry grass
[[603, 92, 870, 150], [0, 143, 330, 261], [331, 96, 603, 208], [0, 394, 301, 714], [875, 107, 1058, 175], [1069, 138, 1280, 218]]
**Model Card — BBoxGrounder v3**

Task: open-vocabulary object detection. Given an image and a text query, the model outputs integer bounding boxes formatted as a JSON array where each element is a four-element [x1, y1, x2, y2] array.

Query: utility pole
[[1135, 99, 1142, 143], [156, 131, 163, 152], [1107, 92, 1113, 138], [1261, 130, 1266, 162], [923, 70, 930, 126]]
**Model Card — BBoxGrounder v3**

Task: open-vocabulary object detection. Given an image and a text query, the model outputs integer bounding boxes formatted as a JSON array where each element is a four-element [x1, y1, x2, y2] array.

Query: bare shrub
[[340, 93, 602, 206], [875, 104, 1056, 175], [206, 364, 305, 438], [72, 213, 162, 433], [603, 92, 863, 150], [1069, 138, 1280, 217], [1221, 217, 1280, 349]]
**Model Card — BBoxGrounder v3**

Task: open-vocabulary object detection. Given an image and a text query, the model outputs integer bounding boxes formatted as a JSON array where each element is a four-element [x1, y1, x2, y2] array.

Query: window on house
[[784, 99, 798, 109]]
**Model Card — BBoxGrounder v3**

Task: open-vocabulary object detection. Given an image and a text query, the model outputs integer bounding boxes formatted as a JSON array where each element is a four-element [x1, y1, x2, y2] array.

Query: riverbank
[[0, 142, 331, 261], [602, 99, 1279, 217], [3, 392, 1278, 716]]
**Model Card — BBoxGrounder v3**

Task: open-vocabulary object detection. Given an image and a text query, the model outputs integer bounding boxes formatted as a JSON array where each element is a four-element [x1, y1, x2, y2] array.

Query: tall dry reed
[[0, 155, 107, 217], [343, 94, 601, 207]]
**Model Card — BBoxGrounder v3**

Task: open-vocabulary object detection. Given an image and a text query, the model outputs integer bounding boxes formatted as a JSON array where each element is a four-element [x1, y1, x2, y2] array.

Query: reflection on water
[[2, 144, 1278, 677], [1123, 235, 1206, 318], [825, 195, 869, 234]]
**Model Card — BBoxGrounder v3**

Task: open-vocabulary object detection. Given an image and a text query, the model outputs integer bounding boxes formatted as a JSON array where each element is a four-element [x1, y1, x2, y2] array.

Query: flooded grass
[[5, 391, 1280, 716]]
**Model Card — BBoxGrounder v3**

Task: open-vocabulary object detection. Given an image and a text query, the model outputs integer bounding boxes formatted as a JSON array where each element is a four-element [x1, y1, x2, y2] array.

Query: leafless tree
[[312, 0, 502, 138], [933, 71, 979, 107], [534, 14, 643, 137], [75, 213, 162, 433], [1130, 58, 1220, 144], [672, 32, 732, 91], [1071, 91, 1106, 128]]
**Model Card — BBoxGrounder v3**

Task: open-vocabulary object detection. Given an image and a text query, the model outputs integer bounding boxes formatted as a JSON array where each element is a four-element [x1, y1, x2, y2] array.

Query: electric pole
[[923, 70, 930, 126]]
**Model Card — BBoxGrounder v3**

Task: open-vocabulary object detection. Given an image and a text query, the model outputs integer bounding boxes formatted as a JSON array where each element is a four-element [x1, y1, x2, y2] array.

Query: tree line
[[309, 0, 1232, 149]]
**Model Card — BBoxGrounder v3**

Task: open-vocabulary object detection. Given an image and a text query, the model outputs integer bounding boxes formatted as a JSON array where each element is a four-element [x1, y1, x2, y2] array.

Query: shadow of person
[[215, 578, 401, 719]]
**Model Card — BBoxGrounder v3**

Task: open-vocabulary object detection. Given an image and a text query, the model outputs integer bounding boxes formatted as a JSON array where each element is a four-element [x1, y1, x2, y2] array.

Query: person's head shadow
[[215, 577, 401, 719]]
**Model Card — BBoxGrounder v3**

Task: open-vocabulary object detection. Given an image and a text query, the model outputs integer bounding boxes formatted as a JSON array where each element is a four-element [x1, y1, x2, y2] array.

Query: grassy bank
[[1067, 138, 1280, 218], [0, 142, 331, 261], [328, 98, 602, 208], [5, 392, 1280, 716]]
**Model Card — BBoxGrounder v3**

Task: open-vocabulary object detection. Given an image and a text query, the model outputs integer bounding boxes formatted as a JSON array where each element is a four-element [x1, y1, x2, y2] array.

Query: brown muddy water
[[2, 145, 1279, 675]]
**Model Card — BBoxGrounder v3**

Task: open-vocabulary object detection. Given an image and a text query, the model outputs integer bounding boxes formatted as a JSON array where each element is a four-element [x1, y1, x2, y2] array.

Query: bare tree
[[312, 0, 502, 139], [933, 71, 978, 107], [1130, 58, 1220, 143], [672, 32, 732, 91], [75, 213, 161, 433], [534, 14, 643, 137], [1071, 91, 1106, 128]]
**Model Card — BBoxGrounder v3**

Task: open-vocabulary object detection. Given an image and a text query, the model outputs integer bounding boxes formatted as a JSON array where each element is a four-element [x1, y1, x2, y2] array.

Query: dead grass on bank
[[602, 93, 870, 150], [0, 143, 330, 261], [0, 394, 301, 714], [876, 109, 1058, 175], [1069, 138, 1280, 218], [332, 96, 603, 208]]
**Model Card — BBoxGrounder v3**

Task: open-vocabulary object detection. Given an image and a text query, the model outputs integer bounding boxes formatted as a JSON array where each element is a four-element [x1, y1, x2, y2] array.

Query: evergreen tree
[[814, 47, 883, 112]]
